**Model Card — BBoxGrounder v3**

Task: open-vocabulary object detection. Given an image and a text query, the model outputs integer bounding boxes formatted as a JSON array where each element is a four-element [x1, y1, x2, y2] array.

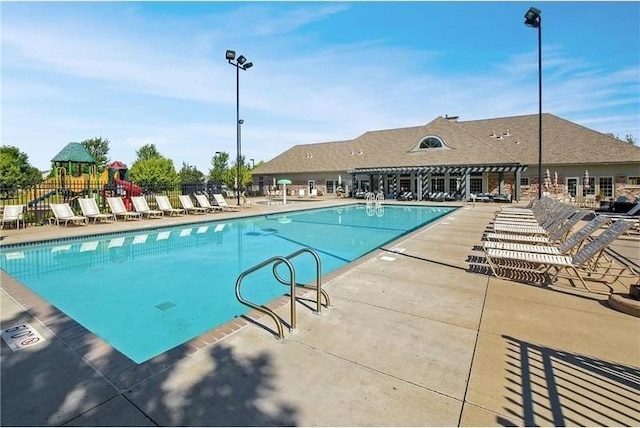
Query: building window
[[419, 136, 443, 149], [585, 177, 596, 196], [599, 177, 613, 197], [431, 178, 445, 192], [326, 180, 335, 193], [399, 179, 411, 192], [520, 177, 530, 187], [628, 176, 640, 185], [470, 178, 483, 194], [449, 178, 460, 194]]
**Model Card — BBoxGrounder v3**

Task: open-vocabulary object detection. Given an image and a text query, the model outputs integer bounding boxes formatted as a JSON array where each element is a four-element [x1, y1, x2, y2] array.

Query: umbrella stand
[[277, 179, 292, 204]]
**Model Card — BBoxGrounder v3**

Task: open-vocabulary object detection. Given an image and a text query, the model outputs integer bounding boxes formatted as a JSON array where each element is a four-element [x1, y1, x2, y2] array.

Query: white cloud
[[2, 3, 638, 172]]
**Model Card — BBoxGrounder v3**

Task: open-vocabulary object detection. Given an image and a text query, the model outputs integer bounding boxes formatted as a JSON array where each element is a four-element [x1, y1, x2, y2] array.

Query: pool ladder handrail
[[271, 248, 330, 315], [366, 192, 384, 208], [235, 247, 330, 340]]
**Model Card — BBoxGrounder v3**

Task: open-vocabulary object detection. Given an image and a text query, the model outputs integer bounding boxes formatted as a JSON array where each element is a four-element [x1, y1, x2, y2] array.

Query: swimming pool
[[0, 204, 455, 363]]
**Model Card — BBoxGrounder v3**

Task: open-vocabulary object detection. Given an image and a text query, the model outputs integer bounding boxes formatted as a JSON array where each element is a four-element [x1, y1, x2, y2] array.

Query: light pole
[[524, 7, 542, 199], [226, 49, 253, 206], [214, 151, 221, 193]]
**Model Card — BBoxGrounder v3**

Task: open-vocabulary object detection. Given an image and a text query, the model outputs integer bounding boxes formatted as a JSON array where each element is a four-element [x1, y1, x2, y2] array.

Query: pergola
[[348, 163, 528, 201]]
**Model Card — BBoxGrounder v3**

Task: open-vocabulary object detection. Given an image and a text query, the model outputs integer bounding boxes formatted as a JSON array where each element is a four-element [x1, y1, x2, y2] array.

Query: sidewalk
[[1, 200, 638, 426]]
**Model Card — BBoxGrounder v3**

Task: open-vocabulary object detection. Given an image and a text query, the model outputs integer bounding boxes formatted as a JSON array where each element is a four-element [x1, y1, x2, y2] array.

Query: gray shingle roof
[[51, 142, 96, 163], [253, 113, 640, 175]]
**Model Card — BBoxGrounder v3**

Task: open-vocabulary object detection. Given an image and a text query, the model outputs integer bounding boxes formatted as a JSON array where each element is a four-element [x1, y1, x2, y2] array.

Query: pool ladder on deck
[[235, 247, 331, 340]]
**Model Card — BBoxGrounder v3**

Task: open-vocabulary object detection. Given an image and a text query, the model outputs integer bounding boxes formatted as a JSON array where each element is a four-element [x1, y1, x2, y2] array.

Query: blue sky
[[2, 1, 639, 173]]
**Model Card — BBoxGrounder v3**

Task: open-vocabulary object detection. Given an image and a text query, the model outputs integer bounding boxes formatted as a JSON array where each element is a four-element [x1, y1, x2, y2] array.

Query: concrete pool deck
[[1, 198, 639, 426]]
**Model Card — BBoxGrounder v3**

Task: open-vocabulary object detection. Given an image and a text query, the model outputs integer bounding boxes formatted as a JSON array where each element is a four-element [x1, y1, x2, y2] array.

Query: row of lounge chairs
[[479, 196, 639, 294], [48, 194, 244, 227]]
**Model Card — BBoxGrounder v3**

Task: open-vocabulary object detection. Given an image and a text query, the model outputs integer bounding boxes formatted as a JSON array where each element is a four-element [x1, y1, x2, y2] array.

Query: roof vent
[[445, 114, 459, 121], [305, 152, 313, 158], [349, 150, 355, 156], [504, 129, 510, 137], [490, 131, 497, 137], [358, 150, 363, 155], [496, 134, 504, 140]]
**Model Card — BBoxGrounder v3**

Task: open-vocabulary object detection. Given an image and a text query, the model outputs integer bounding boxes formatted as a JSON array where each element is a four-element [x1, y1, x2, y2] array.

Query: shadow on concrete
[[500, 335, 640, 427], [1, 309, 299, 427]]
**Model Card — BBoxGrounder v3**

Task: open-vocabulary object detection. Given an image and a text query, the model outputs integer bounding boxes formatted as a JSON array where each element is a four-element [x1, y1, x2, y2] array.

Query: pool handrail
[[235, 256, 296, 340], [271, 247, 330, 315]]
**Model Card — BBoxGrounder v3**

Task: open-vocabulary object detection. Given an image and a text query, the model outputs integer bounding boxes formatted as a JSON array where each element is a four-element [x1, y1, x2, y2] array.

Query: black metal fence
[[0, 179, 247, 227]]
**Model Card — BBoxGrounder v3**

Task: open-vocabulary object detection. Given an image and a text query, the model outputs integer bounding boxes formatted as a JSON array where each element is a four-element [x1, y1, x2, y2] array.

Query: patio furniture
[[484, 219, 636, 294], [213, 194, 241, 211], [155, 195, 185, 216], [241, 193, 254, 208], [194, 194, 222, 212], [484, 214, 606, 256], [0, 205, 25, 229], [178, 195, 208, 214], [78, 197, 115, 223], [106, 197, 143, 221], [49, 203, 88, 227], [131, 196, 163, 218]]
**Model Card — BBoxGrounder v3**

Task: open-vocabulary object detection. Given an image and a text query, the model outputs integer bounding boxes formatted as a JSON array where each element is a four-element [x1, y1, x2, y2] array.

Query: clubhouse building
[[251, 113, 640, 202]]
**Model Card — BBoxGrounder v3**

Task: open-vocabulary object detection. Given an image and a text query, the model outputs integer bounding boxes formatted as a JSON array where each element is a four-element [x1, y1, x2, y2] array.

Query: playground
[[3, 143, 142, 226]]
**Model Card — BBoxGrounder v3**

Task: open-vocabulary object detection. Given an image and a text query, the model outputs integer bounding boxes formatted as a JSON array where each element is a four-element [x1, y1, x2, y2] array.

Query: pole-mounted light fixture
[[524, 7, 543, 199], [524, 7, 541, 27], [226, 49, 253, 205]]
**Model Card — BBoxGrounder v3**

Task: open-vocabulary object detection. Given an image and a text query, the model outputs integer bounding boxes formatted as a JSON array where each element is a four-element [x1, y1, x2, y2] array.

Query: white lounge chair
[[178, 195, 208, 214], [155, 195, 184, 216], [486, 210, 596, 245], [106, 197, 142, 221], [484, 215, 608, 256], [78, 197, 115, 223], [241, 192, 254, 208], [49, 203, 88, 227], [131, 196, 163, 218], [194, 194, 222, 212], [213, 193, 241, 211], [596, 203, 640, 221], [1, 205, 25, 229], [484, 219, 636, 294]]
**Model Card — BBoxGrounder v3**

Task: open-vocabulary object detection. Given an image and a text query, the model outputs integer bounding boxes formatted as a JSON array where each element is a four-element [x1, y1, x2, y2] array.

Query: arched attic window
[[413, 135, 448, 151]]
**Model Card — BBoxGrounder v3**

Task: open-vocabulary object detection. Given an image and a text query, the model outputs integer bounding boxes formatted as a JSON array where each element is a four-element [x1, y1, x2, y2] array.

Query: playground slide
[[113, 178, 142, 196], [27, 190, 57, 208]]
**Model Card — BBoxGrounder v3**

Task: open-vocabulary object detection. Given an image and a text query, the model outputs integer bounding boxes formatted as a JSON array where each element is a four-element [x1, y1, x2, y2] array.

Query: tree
[[0, 145, 42, 187], [136, 144, 161, 161], [208, 152, 229, 184], [81, 137, 110, 172], [624, 134, 637, 146], [179, 162, 205, 184], [129, 144, 179, 188], [130, 157, 179, 188], [223, 158, 252, 190]]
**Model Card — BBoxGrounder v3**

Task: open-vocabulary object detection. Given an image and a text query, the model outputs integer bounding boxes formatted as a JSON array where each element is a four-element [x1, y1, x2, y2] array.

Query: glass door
[[566, 177, 578, 197]]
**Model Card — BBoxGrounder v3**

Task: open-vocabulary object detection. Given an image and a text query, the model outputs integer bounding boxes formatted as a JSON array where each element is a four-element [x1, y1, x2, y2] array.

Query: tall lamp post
[[524, 7, 542, 199], [226, 49, 253, 206]]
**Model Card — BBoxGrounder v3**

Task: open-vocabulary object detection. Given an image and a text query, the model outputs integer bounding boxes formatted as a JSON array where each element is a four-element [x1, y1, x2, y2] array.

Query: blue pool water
[[0, 204, 455, 363]]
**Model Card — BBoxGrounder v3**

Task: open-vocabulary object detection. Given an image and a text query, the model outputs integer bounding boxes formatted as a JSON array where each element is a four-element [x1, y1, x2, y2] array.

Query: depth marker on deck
[[2, 323, 46, 351]]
